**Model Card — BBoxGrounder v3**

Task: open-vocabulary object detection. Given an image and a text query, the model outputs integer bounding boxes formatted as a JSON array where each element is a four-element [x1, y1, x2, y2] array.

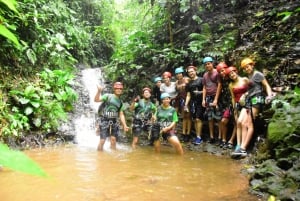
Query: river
[[0, 68, 260, 201]]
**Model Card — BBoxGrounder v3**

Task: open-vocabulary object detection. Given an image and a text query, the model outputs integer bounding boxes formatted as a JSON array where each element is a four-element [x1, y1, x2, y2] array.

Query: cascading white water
[[74, 68, 129, 152]]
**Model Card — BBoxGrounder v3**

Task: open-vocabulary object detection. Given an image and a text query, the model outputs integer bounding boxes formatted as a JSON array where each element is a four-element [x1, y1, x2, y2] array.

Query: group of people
[[94, 56, 275, 158]]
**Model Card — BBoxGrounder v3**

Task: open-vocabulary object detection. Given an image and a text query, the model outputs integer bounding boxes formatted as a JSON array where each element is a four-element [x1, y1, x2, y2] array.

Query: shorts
[[205, 96, 222, 121], [222, 108, 231, 119], [206, 107, 222, 121], [99, 118, 120, 139], [189, 99, 205, 120], [132, 118, 150, 136], [150, 123, 176, 141]]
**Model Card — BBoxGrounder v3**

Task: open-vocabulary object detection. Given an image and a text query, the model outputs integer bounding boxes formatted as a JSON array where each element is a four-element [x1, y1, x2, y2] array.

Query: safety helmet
[[241, 58, 255, 68], [175, 67, 184, 74], [142, 87, 151, 93], [160, 92, 170, 100], [186, 65, 197, 71], [162, 71, 172, 78], [216, 62, 228, 73], [154, 77, 162, 83], [202, 56, 213, 64], [225, 66, 238, 75], [113, 82, 123, 89]]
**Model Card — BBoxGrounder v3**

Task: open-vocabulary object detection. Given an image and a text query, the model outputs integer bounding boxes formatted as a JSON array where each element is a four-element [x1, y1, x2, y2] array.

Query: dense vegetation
[[0, 0, 299, 200]]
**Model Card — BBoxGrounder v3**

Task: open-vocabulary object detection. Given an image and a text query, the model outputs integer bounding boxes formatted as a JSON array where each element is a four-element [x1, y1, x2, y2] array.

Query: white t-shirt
[[160, 82, 177, 99]]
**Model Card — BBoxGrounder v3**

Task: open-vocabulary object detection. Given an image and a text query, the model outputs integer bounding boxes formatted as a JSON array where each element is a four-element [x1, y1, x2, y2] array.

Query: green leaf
[[24, 106, 33, 115], [33, 118, 42, 127], [0, 143, 48, 177], [19, 97, 30, 104], [31, 101, 40, 108], [0, 0, 19, 13], [0, 24, 21, 48]]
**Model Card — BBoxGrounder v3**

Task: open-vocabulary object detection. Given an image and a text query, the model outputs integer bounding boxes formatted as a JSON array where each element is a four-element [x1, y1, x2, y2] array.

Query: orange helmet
[[162, 71, 172, 78], [216, 62, 228, 73], [225, 66, 238, 75], [113, 82, 123, 89], [241, 58, 255, 68], [142, 87, 151, 93]]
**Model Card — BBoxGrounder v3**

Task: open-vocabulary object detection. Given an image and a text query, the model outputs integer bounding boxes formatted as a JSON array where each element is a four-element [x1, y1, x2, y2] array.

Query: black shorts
[[132, 118, 150, 136], [190, 99, 205, 120], [99, 118, 120, 139]]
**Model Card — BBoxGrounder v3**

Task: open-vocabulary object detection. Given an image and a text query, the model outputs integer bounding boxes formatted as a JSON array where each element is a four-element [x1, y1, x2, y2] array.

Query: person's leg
[[110, 136, 117, 150], [153, 140, 161, 153], [132, 136, 138, 149], [227, 124, 236, 148], [168, 136, 183, 155], [241, 108, 257, 150], [236, 108, 248, 149], [193, 118, 203, 144], [97, 124, 108, 151], [209, 119, 215, 140], [97, 138, 106, 151]]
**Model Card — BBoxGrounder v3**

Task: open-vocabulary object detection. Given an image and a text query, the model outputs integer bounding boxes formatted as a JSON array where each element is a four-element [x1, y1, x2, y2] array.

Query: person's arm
[[213, 81, 222, 106], [202, 85, 207, 107], [119, 111, 129, 132], [151, 104, 157, 122], [229, 83, 237, 119], [129, 101, 138, 111], [262, 79, 272, 97], [94, 85, 103, 102], [184, 92, 191, 112]]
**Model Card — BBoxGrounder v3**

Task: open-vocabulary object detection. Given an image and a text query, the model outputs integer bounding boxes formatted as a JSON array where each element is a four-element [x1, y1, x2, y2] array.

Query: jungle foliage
[[0, 0, 115, 141]]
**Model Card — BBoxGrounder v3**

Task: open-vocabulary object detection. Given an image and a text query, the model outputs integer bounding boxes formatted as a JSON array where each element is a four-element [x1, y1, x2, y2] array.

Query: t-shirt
[[133, 99, 156, 119], [203, 69, 220, 96], [160, 82, 177, 99], [156, 106, 178, 128], [248, 71, 265, 97], [100, 94, 124, 118], [186, 77, 203, 99]]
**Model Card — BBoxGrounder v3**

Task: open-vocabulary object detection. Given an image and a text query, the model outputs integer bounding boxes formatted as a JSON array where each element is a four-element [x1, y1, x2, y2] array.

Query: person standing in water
[[130, 87, 156, 149], [151, 92, 183, 155], [94, 82, 129, 151]]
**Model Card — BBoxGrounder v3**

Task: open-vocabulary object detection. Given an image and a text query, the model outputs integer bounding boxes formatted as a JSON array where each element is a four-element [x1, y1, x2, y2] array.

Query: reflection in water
[[0, 68, 259, 201]]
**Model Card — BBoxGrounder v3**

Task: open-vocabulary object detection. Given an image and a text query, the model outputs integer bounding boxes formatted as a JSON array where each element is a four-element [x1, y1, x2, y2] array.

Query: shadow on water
[[0, 68, 260, 201]]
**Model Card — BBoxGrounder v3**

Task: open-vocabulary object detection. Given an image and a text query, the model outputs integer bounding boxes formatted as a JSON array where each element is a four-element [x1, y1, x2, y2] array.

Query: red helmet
[[216, 62, 228, 73], [142, 87, 151, 93], [162, 71, 172, 78], [186, 65, 197, 71], [113, 82, 123, 89], [225, 66, 238, 75]]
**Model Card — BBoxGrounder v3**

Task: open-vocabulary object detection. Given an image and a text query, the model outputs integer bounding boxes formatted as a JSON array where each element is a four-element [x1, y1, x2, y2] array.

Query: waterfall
[[73, 67, 129, 152]]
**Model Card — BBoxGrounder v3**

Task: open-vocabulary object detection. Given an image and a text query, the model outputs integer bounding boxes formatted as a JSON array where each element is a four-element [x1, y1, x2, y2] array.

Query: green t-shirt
[[133, 99, 156, 119], [156, 106, 178, 128], [99, 94, 124, 118]]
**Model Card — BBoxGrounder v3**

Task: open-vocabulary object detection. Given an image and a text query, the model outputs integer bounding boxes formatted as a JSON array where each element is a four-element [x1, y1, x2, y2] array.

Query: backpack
[[97, 94, 123, 117]]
